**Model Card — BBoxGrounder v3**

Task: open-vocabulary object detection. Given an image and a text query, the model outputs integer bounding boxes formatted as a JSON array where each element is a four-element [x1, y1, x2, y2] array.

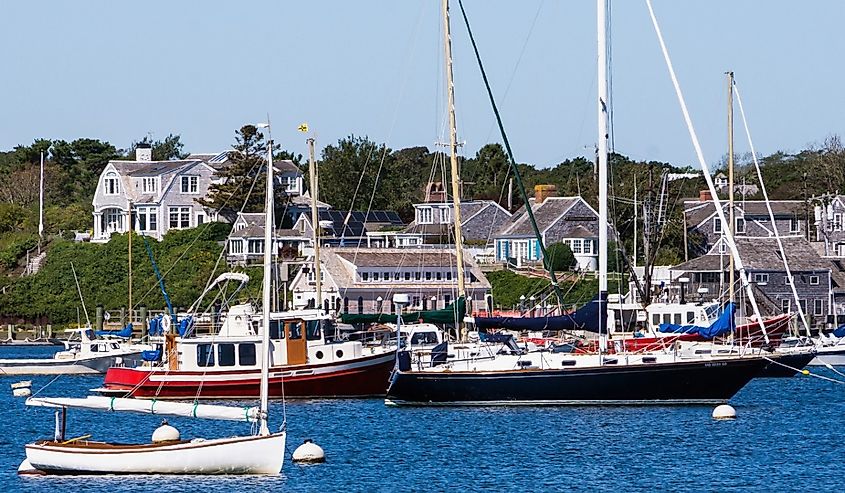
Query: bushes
[[0, 233, 38, 268], [543, 242, 576, 272]]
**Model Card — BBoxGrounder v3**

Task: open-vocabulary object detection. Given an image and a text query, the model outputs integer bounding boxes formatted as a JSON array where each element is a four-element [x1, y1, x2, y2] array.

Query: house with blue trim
[[494, 186, 600, 271]]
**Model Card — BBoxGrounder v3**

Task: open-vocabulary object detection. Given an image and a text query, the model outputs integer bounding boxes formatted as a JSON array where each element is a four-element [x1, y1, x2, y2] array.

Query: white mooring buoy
[[292, 439, 325, 463], [712, 404, 737, 420], [152, 420, 181, 442]]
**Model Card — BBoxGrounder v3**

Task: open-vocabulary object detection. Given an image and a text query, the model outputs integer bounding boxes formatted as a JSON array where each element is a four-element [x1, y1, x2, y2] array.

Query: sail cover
[[659, 302, 736, 340], [26, 396, 259, 422], [341, 297, 466, 325], [474, 294, 607, 333]]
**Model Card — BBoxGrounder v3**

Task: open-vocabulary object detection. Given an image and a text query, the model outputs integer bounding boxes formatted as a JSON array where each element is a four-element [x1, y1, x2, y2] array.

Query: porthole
[[315, 351, 323, 359], [336, 350, 344, 358]]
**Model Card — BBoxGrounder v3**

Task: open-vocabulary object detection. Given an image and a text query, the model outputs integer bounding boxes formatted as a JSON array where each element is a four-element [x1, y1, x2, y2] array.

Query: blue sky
[[2, 1, 843, 169]]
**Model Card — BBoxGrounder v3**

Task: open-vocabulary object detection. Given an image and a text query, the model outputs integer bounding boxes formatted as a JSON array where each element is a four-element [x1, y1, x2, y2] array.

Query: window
[[373, 272, 380, 281], [425, 272, 432, 281], [436, 271, 442, 280], [217, 344, 236, 366], [714, 217, 723, 233], [141, 177, 157, 193], [835, 213, 843, 232], [197, 344, 215, 367], [735, 217, 746, 234], [384, 272, 390, 281], [415, 272, 421, 281], [283, 176, 298, 193], [718, 241, 728, 254], [247, 239, 264, 254], [447, 271, 452, 281], [419, 207, 433, 224], [814, 299, 824, 316], [404, 272, 411, 281], [269, 320, 285, 339], [362, 272, 369, 282], [229, 239, 243, 255], [168, 206, 191, 229], [181, 175, 199, 194], [810, 275, 820, 285], [238, 344, 256, 366], [582, 240, 592, 255], [789, 217, 800, 233], [196, 212, 205, 225], [799, 299, 807, 313], [781, 299, 790, 313], [136, 207, 158, 232], [439, 208, 451, 224], [571, 240, 582, 254], [288, 321, 303, 339], [753, 273, 769, 284], [103, 172, 120, 195], [394, 272, 400, 281], [306, 320, 322, 341]]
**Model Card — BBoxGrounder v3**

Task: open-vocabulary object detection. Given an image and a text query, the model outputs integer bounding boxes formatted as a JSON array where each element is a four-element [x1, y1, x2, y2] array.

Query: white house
[[91, 146, 219, 242]]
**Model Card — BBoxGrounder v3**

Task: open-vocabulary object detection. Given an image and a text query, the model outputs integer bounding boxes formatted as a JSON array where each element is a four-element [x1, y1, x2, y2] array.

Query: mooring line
[[763, 356, 845, 385]]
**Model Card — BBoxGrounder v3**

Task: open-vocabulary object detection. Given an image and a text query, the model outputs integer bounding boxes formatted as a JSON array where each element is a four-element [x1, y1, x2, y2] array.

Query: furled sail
[[474, 293, 607, 333], [26, 396, 259, 422], [659, 302, 736, 340]]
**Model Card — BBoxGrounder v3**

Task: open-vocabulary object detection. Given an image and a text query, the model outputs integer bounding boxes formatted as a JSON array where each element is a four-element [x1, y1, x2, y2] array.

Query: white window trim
[[814, 299, 824, 316], [103, 173, 120, 196], [753, 273, 769, 284], [713, 217, 723, 234], [735, 217, 745, 234], [181, 175, 199, 194], [810, 275, 820, 285]]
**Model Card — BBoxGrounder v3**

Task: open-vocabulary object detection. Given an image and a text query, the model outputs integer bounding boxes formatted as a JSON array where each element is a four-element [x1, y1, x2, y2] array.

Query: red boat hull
[[101, 351, 396, 399]]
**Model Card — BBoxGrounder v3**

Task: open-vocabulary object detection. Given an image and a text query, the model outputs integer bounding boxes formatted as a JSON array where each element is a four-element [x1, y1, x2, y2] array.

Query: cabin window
[[217, 344, 236, 366], [652, 314, 660, 326], [814, 299, 824, 316], [810, 275, 820, 285], [306, 320, 322, 341], [238, 344, 256, 366], [90, 344, 98, 352], [753, 273, 769, 284], [713, 217, 722, 233], [687, 311, 695, 323], [287, 321, 303, 339], [197, 344, 215, 367], [673, 313, 682, 324], [181, 175, 199, 194], [269, 320, 285, 339]]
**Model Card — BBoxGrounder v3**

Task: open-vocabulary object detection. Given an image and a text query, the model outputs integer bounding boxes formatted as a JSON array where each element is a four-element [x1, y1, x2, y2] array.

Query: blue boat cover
[[96, 323, 133, 338], [148, 316, 163, 336], [659, 302, 736, 340], [178, 316, 194, 337], [833, 324, 845, 338], [474, 293, 607, 333], [141, 349, 162, 361]]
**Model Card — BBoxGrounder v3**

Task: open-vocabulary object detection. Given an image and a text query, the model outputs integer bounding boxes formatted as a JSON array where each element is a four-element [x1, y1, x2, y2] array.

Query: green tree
[[544, 242, 576, 272], [198, 125, 285, 222], [51, 138, 120, 204], [318, 136, 394, 212], [128, 134, 189, 161]]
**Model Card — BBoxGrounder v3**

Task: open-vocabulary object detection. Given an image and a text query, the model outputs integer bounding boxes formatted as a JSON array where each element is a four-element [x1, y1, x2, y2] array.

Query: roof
[[673, 237, 831, 273], [567, 225, 596, 238], [685, 200, 805, 227], [498, 197, 580, 237], [334, 249, 474, 268], [295, 209, 404, 238], [274, 160, 301, 174], [109, 159, 201, 177]]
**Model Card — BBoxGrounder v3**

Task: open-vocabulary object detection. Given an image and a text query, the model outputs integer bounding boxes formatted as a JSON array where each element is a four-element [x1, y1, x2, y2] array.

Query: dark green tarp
[[340, 296, 465, 325]]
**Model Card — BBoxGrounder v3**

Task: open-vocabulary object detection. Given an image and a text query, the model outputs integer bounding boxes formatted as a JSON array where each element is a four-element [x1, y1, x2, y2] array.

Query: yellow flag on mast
[[297, 123, 309, 133]]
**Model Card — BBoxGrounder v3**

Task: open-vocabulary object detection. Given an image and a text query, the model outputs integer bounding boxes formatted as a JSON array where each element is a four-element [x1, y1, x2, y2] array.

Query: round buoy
[[292, 439, 325, 463], [152, 419, 180, 442], [12, 387, 32, 398], [712, 404, 736, 420]]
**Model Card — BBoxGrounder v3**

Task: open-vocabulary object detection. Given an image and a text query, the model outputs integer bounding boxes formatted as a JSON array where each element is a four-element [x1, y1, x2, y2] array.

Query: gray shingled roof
[[673, 237, 830, 272], [335, 249, 474, 267], [498, 197, 578, 237], [685, 200, 805, 227]]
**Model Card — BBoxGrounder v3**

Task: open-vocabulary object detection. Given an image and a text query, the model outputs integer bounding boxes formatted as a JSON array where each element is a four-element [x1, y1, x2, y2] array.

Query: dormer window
[[103, 172, 120, 196], [419, 207, 433, 224], [439, 207, 451, 224], [141, 177, 157, 194], [181, 176, 199, 194]]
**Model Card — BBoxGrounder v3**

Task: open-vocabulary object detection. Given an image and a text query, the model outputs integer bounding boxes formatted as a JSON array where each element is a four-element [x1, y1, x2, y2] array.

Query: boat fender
[[292, 439, 326, 463], [152, 419, 180, 442]]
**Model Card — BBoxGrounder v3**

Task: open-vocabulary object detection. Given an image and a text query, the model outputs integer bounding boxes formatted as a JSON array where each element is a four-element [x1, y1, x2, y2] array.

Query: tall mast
[[128, 201, 132, 325], [259, 124, 274, 436], [38, 151, 44, 255], [727, 71, 735, 306], [443, 0, 466, 335], [597, 0, 609, 333], [307, 137, 323, 313]]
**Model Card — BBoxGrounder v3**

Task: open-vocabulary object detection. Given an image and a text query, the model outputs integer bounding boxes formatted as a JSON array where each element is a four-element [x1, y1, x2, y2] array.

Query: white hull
[[0, 351, 143, 375], [808, 347, 845, 366], [25, 432, 286, 475]]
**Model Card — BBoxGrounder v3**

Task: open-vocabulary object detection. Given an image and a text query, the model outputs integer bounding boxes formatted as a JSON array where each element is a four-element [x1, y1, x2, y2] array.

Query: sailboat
[[18, 123, 286, 475], [385, 0, 777, 406]]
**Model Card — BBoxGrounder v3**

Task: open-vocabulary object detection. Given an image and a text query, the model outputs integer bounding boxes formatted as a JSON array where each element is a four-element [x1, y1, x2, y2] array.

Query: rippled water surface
[[2, 346, 843, 492]]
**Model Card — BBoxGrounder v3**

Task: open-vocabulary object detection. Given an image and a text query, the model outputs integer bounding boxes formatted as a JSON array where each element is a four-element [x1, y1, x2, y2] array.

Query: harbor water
[[1, 346, 843, 492]]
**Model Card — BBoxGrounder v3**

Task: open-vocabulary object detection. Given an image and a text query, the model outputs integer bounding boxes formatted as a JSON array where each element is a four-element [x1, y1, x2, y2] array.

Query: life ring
[[161, 316, 172, 333]]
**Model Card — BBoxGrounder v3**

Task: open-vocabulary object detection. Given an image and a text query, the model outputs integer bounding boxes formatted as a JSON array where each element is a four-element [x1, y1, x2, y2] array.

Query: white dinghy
[[20, 122, 286, 475]]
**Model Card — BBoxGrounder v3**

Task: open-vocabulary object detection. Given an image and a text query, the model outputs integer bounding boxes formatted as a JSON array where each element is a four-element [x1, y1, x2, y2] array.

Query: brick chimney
[[699, 189, 712, 202], [136, 143, 153, 162], [534, 184, 557, 204], [425, 182, 447, 203]]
